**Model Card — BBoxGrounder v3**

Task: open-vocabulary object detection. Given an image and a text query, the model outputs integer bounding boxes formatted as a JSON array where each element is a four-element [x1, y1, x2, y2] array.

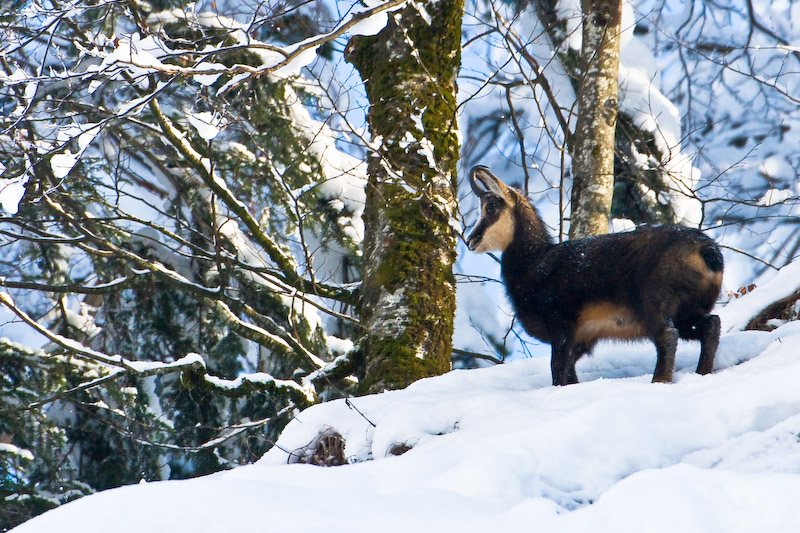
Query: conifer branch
[[148, 98, 358, 305]]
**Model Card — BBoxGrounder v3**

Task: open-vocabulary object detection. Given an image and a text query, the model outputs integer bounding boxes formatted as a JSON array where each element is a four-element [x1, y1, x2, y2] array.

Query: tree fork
[[347, 0, 463, 393]]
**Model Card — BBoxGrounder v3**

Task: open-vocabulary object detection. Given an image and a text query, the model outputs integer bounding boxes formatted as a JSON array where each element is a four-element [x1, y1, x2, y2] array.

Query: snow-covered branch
[[148, 98, 358, 305], [75, 0, 407, 94], [0, 290, 313, 409]]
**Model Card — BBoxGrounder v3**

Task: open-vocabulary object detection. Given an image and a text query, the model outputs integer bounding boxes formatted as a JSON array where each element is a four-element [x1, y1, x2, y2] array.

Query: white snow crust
[[12, 285, 800, 532]]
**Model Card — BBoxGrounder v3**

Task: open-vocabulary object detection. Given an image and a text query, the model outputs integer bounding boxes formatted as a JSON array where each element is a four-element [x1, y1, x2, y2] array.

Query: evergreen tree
[[0, 0, 373, 527]]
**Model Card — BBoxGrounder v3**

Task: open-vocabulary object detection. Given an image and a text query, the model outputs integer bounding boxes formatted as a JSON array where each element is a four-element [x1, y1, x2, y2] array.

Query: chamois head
[[466, 166, 517, 253]]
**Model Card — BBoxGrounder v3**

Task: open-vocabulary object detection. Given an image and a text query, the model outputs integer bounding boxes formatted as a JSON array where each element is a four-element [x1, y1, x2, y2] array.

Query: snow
[[49, 152, 80, 180], [281, 82, 367, 244], [5, 0, 800, 528], [759, 155, 794, 182], [88, 32, 171, 84], [555, 0, 583, 52], [616, 2, 705, 227], [12, 287, 800, 532], [757, 188, 793, 207], [191, 61, 227, 86], [187, 111, 227, 140], [124, 352, 205, 374], [203, 372, 304, 396], [45, 122, 102, 180], [0, 443, 35, 461], [610, 217, 636, 232], [0, 175, 29, 215], [718, 260, 800, 333]]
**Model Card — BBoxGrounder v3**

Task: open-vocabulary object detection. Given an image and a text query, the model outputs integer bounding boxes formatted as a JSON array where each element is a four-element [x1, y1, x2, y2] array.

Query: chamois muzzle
[[466, 166, 515, 253], [466, 228, 482, 251]]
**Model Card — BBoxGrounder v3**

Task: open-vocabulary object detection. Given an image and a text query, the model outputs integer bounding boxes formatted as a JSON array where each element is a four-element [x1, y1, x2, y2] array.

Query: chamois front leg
[[551, 337, 581, 386], [695, 314, 721, 375], [651, 323, 679, 383]]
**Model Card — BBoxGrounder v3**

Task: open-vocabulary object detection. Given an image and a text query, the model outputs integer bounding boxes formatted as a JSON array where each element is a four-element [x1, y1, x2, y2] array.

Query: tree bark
[[568, 0, 623, 239], [347, 0, 463, 393], [530, 0, 674, 228]]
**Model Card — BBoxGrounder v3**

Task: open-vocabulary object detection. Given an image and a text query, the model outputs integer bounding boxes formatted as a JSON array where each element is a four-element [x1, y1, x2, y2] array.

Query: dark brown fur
[[467, 166, 723, 385]]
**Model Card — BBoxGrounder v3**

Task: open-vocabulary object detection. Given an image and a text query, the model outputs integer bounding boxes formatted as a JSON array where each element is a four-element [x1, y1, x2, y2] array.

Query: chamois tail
[[700, 242, 724, 272]]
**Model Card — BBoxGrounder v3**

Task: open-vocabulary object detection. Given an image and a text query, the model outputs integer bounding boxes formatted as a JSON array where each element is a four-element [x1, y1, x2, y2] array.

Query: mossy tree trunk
[[569, 0, 623, 239], [347, 0, 463, 393]]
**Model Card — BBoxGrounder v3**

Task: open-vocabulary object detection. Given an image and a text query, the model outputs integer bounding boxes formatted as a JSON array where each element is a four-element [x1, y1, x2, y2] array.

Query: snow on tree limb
[[148, 98, 357, 305], [67, 0, 408, 94], [0, 291, 313, 408]]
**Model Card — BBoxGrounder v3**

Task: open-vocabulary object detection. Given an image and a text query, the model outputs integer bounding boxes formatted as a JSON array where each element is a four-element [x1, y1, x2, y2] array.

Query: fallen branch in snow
[[745, 289, 800, 331], [719, 260, 800, 333], [287, 427, 347, 466], [452, 347, 504, 365]]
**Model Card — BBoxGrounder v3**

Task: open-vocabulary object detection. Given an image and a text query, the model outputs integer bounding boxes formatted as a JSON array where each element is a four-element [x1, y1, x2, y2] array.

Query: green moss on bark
[[347, 0, 463, 393]]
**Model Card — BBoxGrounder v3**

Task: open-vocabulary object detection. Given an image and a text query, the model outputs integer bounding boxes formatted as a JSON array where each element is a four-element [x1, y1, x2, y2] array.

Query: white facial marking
[[472, 208, 514, 253]]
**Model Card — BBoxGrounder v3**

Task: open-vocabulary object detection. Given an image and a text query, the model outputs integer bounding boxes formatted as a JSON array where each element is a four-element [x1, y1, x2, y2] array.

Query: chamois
[[466, 166, 724, 385]]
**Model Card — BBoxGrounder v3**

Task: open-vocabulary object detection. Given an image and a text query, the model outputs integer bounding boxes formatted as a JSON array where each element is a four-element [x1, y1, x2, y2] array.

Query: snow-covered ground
[[11, 272, 800, 533]]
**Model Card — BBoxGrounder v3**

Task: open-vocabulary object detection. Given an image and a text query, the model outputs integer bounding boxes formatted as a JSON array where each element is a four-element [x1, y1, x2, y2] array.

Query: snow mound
[[12, 318, 800, 532]]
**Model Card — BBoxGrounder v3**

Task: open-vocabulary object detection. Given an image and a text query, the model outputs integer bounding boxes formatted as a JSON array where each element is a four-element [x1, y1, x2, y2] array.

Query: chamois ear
[[470, 166, 508, 200]]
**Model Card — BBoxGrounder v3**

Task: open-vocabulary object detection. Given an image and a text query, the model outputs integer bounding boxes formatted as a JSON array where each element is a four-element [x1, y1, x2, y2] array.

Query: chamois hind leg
[[551, 337, 583, 386], [696, 315, 720, 375], [677, 314, 720, 375], [651, 322, 679, 383]]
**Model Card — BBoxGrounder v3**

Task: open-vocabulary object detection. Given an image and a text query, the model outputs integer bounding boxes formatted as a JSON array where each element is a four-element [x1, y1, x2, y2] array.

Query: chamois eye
[[485, 202, 498, 216]]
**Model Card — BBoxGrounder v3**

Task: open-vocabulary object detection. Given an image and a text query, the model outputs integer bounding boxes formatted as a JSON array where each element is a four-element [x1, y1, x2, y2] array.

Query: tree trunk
[[531, 0, 674, 228], [568, 0, 622, 239], [347, 0, 463, 393]]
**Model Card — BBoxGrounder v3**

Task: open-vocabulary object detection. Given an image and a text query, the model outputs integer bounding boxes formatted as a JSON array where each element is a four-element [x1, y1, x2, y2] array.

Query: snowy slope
[[12, 293, 800, 532]]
